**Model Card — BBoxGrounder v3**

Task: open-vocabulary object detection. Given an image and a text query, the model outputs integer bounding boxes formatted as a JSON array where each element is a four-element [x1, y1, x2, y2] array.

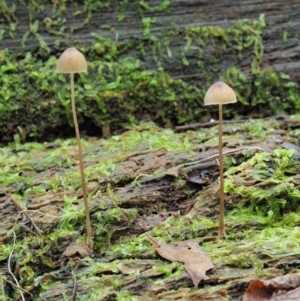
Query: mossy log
[[0, 118, 300, 299], [0, 0, 300, 142]]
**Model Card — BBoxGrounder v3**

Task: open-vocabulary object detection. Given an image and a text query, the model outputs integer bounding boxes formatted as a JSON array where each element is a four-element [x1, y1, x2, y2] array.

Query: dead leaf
[[146, 235, 213, 288], [242, 273, 300, 301], [62, 242, 92, 258]]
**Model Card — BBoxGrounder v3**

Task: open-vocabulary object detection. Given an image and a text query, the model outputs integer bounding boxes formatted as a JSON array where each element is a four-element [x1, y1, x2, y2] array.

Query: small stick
[[174, 115, 287, 132], [60, 259, 81, 301], [1, 277, 32, 297], [10, 198, 44, 237], [7, 212, 26, 301], [183, 146, 267, 167]]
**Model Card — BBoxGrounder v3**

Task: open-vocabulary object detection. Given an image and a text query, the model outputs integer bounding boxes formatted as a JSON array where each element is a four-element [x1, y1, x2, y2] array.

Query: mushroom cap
[[204, 81, 237, 105], [56, 47, 87, 73]]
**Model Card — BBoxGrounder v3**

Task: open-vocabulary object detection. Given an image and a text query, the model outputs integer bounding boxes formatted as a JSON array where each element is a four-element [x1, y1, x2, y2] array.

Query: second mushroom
[[204, 81, 237, 236]]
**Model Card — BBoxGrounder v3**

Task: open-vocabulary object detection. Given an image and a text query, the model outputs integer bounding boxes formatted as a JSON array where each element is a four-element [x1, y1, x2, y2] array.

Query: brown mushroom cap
[[56, 47, 87, 73], [204, 81, 237, 105]]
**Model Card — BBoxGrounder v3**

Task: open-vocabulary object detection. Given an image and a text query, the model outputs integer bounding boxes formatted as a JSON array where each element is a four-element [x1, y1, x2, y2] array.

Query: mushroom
[[56, 47, 92, 249], [204, 81, 237, 236]]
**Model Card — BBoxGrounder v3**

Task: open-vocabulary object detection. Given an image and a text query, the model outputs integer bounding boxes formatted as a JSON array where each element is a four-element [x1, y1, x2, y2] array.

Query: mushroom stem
[[70, 73, 93, 249], [218, 104, 225, 236]]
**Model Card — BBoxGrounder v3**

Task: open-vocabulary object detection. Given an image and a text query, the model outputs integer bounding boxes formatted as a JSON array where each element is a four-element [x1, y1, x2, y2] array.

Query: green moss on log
[[0, 5, 300, 142]]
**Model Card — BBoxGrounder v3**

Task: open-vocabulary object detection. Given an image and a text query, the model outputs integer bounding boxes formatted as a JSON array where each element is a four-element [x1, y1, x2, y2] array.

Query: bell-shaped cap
[[204, 81, 236, 105], [56, 47, 87, 73]]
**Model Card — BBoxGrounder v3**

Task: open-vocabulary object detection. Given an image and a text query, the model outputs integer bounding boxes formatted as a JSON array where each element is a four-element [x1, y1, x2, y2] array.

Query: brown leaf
[[146, 235, 213, 288], [242, 273, 300, 301], [62, 242, 92, 258]]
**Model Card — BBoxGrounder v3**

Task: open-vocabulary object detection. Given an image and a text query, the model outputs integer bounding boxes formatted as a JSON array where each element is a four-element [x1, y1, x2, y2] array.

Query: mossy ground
[[0, 117, 299, 300]]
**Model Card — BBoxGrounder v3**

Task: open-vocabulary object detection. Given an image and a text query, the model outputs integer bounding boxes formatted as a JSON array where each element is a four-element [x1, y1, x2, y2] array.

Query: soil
[[0, 116, 300, 301]]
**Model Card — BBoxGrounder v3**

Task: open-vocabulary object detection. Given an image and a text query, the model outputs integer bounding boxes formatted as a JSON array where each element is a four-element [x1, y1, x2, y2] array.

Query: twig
[[2, 276, 32, 297], [182, 146, 267, 167], [7, 211, 26, 301], [6, 208, 56, 301], [1, 274, 5, 301], [60, 259, 81, 301], [14, 274, 51, 301], [174, 115, 287, 132], [72, 261, 82, 301], [145, 234, 160, 248], [9, 198, 44, 237], [72, 225, 86, 243], [107, 183, 129, 222]]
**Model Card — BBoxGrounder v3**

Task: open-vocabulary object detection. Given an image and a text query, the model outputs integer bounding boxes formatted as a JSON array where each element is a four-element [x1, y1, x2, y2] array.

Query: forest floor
[[0, 116, 300, 301]]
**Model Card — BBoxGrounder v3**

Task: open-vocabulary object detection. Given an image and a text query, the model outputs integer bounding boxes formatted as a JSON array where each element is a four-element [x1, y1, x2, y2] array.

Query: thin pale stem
[[218, 104, 225, 236], [70, 73, 93, 249]]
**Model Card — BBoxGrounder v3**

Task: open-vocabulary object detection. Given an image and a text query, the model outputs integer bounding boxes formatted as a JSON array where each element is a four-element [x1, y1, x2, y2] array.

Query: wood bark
[[1, 0, 300, 83]]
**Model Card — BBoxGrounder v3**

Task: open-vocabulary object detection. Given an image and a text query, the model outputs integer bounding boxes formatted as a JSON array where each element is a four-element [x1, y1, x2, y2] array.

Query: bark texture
[[1, 1, 300, 82], [0, 1, 300, 142]]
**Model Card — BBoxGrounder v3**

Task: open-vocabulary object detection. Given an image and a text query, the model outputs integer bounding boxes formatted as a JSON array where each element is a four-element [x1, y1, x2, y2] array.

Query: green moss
[[1, 9, 299, 141], [0, 119, 299, 299], [225, 149, 300, 222], [0, 0, 18, 37]]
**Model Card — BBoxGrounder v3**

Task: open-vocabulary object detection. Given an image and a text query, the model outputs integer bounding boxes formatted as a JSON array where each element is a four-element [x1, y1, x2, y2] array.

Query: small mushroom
[[56, 47, 87, 73], [56, 47, 92, 249], [204, 81, 237, 237]]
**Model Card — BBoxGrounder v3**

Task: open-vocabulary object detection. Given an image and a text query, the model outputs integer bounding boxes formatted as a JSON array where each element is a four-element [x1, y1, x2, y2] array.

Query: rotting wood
[[1, 1, 300, 83], [0, 116, 299, 300]]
